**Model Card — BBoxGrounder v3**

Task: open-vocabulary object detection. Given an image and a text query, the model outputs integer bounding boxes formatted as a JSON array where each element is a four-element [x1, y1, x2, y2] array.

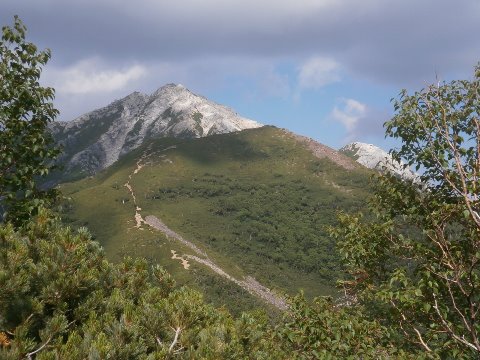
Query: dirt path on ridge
[[124, 147, 288, 311]]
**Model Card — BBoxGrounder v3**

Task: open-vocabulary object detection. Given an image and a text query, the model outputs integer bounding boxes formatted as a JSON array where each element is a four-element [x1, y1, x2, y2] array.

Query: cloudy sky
[[1, 0, 479, 149]]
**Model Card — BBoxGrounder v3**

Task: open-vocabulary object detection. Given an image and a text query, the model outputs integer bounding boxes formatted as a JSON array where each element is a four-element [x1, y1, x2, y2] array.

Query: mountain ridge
[[48, 83, 406, 185], [49, 84, 261, 181]]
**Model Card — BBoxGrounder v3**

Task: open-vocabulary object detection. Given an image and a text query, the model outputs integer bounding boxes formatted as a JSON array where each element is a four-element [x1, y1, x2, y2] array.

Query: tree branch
[[26, 335, 52, 359], [433, 295, 480, 352], [169, 326, 182, 353]]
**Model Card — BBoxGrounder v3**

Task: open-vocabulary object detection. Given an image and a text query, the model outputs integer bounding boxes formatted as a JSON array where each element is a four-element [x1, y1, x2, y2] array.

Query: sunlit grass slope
[[60, 126, 372, 314]]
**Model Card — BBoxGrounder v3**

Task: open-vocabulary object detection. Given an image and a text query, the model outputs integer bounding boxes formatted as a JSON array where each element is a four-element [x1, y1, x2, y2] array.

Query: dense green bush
[[0, 210, 282, 359], [0, 211, 413, 359], [277, 294, 417, 359], [151, 171, 366, 284]]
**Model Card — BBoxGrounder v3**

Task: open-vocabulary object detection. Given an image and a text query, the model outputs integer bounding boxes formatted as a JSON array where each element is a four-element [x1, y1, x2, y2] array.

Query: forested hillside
[[59, 126, 372, 314]]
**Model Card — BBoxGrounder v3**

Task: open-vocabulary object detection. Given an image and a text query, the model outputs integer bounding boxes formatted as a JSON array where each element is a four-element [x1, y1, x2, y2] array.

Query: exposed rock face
[[49, 84, 262, 179], [339, 142, 418, 181]]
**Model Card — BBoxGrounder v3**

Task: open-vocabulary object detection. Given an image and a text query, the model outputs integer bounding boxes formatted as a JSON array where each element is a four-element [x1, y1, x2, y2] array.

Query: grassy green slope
[[60, 126, 372, 314]]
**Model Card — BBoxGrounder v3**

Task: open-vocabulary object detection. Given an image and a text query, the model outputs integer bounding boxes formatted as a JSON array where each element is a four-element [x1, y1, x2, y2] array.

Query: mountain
[[48, 85, 379, 314], [339, 142, 418, 181], [59, 126, 372, 315], [49, 84, 261, 182]]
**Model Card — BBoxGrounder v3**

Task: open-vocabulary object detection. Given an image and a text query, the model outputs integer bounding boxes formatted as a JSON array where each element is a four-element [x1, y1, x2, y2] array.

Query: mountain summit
[[49, 84, 261, 180]]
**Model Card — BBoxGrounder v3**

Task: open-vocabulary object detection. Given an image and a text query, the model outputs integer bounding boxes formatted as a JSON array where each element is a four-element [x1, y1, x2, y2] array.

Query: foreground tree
[[0, 210, 411, 359], [276, 294, 415, 359], [331, 64, 480, 358], [0, 210, 284, 359], [0, 16, 60, 226]]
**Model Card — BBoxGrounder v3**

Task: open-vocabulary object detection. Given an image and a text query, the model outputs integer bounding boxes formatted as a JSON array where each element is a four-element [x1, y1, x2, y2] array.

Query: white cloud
[[330, 98, 388, 143], [297, 57, 340, 90], [331, 98, 366, 131], [43, 56, 292, 121], [48, 58, 146, 95]]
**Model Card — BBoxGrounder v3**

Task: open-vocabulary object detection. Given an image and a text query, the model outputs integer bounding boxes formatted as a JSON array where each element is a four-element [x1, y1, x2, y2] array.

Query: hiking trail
[[124, 147, 288, 311]]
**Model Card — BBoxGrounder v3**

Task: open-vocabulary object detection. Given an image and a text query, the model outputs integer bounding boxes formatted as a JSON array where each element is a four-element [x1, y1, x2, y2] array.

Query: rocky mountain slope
[[49, 84, 261, 181], [339, 142, 417, 181]]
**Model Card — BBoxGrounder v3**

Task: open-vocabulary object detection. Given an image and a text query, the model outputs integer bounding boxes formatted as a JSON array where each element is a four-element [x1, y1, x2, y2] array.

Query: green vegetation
[[0, 211, 274, 358], [339, 147, 360, 161], [1, 212, 411, 359], [331, 63, 480, 358], [277, 294, 416, 359], [192, 111, 204, 135], [60, 126, 372, 313], [0, 16, 60, 226], [192, 111, 203, 123]]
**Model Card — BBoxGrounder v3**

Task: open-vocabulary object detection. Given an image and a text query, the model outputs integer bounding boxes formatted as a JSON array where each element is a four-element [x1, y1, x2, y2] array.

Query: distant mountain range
[[49, 83, 416, 183]]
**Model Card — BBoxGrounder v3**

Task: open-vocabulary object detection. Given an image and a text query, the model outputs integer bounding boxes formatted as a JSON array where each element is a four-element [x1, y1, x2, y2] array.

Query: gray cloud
[[1, 0, 479, 87]]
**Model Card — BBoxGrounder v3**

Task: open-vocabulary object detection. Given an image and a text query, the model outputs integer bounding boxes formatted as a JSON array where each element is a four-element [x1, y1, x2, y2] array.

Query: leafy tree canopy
[[0, 210, 407, 359], [0, 16, 60, 226], [331, 63, 480, 358]]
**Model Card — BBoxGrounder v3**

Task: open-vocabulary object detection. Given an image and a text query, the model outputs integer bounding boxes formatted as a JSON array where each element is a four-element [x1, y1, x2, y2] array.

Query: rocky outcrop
[[339, 142, 418, 181], [50, 84, 262, 180]]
